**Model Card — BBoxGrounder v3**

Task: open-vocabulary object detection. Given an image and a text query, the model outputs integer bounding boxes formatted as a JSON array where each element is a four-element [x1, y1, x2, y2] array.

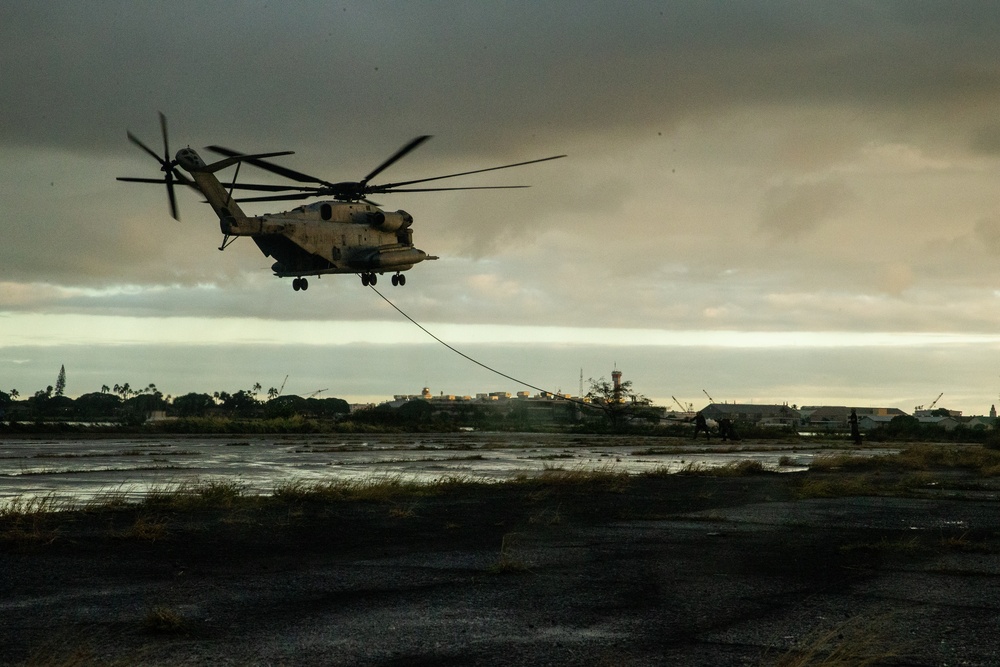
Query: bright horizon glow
[[4, 312, 1000, 350]]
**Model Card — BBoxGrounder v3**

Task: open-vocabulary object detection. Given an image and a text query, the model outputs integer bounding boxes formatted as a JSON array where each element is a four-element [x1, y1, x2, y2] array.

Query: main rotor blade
[[377, 185, 530, 193], [206, 146, 333, 186], [118, 176, 170, 184], [165, 169, 179, 220], [219, 182, 324, 193], [199, 150, 296, 174], [126, 131, 165, 164], [362, 135, 431, 184], [235, 185, 531, 203], [235, 192, 320, 203], [369, 154, 566, 191], [118, 171, 197, 189], [159, 112, 170, 164]]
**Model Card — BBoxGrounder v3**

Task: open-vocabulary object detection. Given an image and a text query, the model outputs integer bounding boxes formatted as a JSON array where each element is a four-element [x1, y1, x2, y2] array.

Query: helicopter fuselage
[[120, 119, 561, 291], [227, 201, 433, 278], [178, 148, 435, 289]]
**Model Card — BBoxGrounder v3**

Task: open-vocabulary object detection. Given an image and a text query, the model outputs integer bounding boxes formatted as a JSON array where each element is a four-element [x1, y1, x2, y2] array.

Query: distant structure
[[700, 403, 801, 430], [381, 386, 589, 425], [800, 406, 906, 432], [612, 368, 623, 404]]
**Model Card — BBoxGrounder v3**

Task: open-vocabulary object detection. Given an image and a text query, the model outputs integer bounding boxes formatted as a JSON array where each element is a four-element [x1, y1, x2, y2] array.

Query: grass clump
[[489, 532, 531, 573], [138, 479, 251, 511], [530, 464, 632, 490], [0, 494, 68, 547], [795, 472, 933, 499], [143, 606, 188, 634], [272, 476, 445, 503], [20, 631, 137, 667], [676, 460, 771, 477], [113, 515, 169, 542], [768, 614, 899, 666], [812, 444, 1000, 476]]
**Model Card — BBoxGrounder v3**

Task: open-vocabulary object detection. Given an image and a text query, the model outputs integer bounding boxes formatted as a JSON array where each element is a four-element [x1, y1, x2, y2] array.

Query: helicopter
[[118, 114, 565, 291]]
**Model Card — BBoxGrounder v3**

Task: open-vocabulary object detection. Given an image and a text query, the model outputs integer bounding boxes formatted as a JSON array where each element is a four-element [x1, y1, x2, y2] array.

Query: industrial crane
[[914, 392, 943, 413]]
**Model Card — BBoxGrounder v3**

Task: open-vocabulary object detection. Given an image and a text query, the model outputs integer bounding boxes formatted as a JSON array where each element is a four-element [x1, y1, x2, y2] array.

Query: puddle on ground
[[0, 433, 892, 502]]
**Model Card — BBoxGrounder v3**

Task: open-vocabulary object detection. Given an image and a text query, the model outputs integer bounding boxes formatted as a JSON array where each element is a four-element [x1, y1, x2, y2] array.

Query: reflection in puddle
[[0, 433, 891, 502]]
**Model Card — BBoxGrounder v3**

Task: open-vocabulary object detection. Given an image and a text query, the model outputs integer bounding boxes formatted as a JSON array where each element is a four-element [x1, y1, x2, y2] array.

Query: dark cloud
[[5, 1, 1000, 355], [4, 1, 1000, 160]]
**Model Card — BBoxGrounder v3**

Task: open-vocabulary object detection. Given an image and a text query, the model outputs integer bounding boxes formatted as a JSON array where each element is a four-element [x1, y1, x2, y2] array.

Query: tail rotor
[[119, 112, 188, 220]]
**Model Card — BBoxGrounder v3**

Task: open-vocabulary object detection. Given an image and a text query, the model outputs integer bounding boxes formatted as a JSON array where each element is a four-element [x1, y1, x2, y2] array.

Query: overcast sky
[[4, 1, 1000, 414]]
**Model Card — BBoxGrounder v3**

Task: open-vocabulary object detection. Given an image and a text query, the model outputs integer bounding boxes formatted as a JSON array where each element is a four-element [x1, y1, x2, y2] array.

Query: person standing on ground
[[849, 408, 862, 445], [694, 411, 711, 440]]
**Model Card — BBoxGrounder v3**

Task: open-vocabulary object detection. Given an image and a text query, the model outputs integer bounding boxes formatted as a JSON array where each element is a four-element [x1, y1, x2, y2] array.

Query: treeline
[[0, 384, 350, 427]]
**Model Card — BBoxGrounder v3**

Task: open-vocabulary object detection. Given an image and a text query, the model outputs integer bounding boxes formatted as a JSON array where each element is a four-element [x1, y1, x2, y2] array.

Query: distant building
[[802, 406, 907, 432], [958, 415, 996, 431], [699, 403, 801, 429], [916, 415, 960, 431], [857, 415, 896, 431]]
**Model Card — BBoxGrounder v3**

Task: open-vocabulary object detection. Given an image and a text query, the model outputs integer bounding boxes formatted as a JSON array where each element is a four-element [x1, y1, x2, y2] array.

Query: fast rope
[[368, 283, 593, 411]]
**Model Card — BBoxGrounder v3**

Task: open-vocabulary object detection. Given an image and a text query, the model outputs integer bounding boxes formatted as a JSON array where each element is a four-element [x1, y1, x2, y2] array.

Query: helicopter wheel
[[396, 273, 406, 286], [391, 274, 399, 286], [300, 278, 308, 291], [292, 278, 301, 291], [369, 273, 377, 286], [361, 273, 369, 286]]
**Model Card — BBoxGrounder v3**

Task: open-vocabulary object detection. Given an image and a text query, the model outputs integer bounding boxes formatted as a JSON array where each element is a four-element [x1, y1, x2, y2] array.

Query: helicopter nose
[[175, 147, 206, 170]]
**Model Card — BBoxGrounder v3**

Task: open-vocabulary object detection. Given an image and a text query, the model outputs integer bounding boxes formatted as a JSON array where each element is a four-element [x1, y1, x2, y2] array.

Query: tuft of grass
[[388, 504, 417, 519], [489, 532, 531, 573], [715, 460, 769, 476], [143, 606, 188, 634], [940, 531, 992, 553], [531, 464, 632, 491], [529, 505, 563, 526], [20, 631, 138, 667], [137, 479, 252, 511], [114, 515, 168, 542], [0, 494, 68, 547], [272, 476, 435, 503], [839, 536, 925, 563], [194, 479, 248, 507], [676, 460, 771, 477], [767, 614, 899, 666], [795, 472, 936, 499], [795, 476, 881, 499], [811, 444, 1000, 476], [84, 486, 133, 511]]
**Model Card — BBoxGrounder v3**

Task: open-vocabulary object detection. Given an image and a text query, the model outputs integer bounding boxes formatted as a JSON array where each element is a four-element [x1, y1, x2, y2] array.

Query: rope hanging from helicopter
[[368, 284, 594, 411]]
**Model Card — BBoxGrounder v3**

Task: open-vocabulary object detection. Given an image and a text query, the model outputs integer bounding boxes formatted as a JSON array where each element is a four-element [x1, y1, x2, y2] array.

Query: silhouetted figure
[[849, 408, 862, 445], [693, 412, 710, 440], [718, 417, 739, 441]]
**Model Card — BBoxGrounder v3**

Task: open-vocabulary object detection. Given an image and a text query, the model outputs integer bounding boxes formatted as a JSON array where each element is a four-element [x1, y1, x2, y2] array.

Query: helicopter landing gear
[[292, 277, 309, 291], [360, 272, 378, 286], [391, 272, 406, 286]]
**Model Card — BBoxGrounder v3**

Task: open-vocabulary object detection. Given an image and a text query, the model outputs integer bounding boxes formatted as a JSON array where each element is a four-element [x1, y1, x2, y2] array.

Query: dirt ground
[[3, 469, 1000, 666]]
